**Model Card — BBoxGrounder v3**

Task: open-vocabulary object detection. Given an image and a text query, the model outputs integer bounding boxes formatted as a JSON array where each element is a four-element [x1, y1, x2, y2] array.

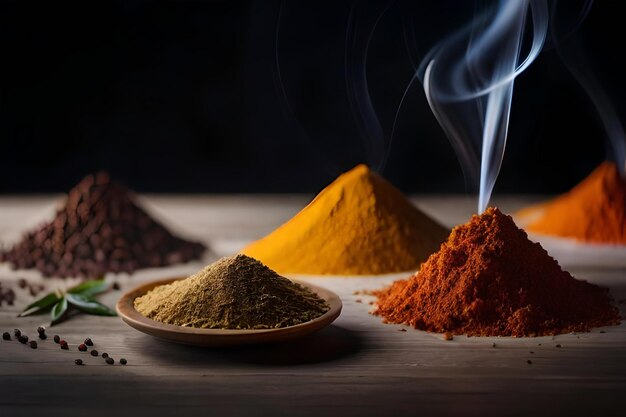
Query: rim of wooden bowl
[[116, 277, 343, 347]]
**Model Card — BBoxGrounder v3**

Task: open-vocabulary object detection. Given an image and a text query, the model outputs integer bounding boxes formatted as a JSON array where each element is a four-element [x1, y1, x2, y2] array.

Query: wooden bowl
[[116, 277, 343, 347]]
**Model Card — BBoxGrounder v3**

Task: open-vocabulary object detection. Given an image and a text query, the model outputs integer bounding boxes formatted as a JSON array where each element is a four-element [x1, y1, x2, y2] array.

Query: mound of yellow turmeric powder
[[519, 162, 626, 244], [242, 164, 449, 275]]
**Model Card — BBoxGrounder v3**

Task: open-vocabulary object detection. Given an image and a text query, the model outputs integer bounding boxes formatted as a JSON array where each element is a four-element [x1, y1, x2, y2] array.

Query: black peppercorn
[[60, 340, 68, 350], [84, 338, 93, 346], [105, 357, 114, 365], [101, 352, 109, 359], [74, 359, 83, 365], [2, 332, 10, 341], [0, 173, 206, 279], [527, 359, 532, 364], [556, 344, 562, 348], [18, 335, 28, 344], [14, 329, 21, 337], [78, 343, 87, 352], [37, 326, 46, 335], [53, 335, 60, 343], [29, 341, 37, 349], [39, 333, 47, 340], [112, 282, 121, 290], [90, 350, 99, 357], [119, 358, 127, 365]]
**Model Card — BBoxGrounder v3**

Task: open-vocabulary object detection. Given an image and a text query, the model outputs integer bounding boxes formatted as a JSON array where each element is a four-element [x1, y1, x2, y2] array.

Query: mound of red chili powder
[[374, 207, 621, 337]]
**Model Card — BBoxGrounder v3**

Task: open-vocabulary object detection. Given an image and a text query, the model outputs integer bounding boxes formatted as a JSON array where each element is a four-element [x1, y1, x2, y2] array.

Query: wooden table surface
[[0, 195, 625, 417]]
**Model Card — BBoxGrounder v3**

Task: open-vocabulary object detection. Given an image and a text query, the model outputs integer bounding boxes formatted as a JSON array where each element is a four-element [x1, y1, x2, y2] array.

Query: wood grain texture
[[0, 195, 624, 417]]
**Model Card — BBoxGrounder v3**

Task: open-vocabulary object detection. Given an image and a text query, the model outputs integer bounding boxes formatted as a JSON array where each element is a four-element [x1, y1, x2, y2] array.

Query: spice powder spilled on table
[[374, 207, 621, 337], [519, 161, 626, 244], [0, 172, 205, 278], [243, 164, 449, 275], [134, 255, 329, 329]]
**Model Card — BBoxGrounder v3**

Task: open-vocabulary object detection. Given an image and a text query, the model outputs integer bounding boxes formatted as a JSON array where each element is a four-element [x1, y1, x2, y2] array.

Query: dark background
[[0, 0, 623, 195]]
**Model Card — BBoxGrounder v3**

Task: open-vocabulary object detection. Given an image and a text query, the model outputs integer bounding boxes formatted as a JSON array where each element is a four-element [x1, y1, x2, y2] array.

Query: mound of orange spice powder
[[521, 161, 626, 244], [242, 164, 448, 275], [374, 208, 621, 337]]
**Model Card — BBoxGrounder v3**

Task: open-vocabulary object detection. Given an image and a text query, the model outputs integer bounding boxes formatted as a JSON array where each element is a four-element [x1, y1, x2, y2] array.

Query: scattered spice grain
[[28, 284, 45, 297], [60, 340, 68, 350], [37, 326, 47, 340], [120, 358, 127, 365], [101, 353, 108, 358], [90, 350, 99, 357], [29, 341, 37, 349], [78, 344, 87, 352], [2, 332, 10, 340], [135, 255, 329, 329], [53, 335, 60, 344], [105, 357, 114, 365], [84, 338, 93, 346], [75, 359, 83, 366], [0, 284, 15, 306], [14, 329, 21, 337], [18, 335, 28, 344]]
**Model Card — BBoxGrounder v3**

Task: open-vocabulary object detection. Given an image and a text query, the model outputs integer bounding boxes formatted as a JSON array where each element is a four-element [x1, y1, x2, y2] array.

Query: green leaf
[[51, 297, 68, 325], [68, 279, 109, 298], [66, 294, 117, 316], [19, 292, 61, 317]]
